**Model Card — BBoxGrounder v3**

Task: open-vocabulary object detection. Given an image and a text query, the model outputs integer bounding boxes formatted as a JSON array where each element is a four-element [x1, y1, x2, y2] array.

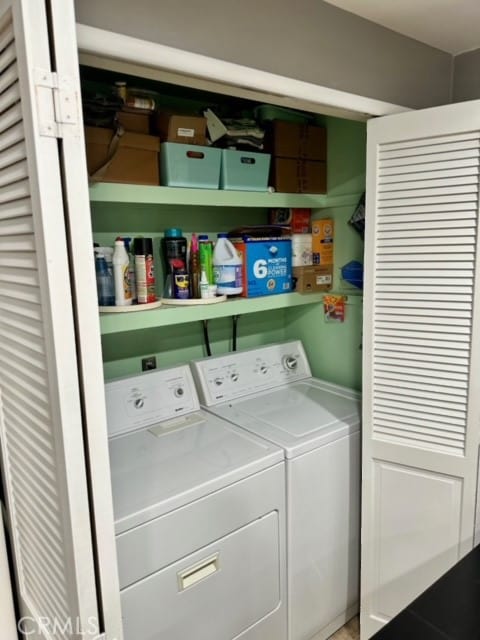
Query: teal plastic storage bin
[[220, 149, 271, 191], [161, 143, 221, 189]]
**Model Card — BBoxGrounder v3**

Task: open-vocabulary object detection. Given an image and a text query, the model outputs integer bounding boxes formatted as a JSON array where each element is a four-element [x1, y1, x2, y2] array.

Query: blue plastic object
[[341, 260, 363, 289]]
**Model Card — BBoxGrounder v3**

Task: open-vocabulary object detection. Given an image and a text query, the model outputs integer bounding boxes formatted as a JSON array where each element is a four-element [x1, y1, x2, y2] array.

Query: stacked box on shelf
[[267, 120, 327, 193]]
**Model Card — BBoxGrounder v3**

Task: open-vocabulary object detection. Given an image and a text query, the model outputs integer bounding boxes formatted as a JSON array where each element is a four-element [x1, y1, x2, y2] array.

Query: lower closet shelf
[[99, 292, 326, 334]]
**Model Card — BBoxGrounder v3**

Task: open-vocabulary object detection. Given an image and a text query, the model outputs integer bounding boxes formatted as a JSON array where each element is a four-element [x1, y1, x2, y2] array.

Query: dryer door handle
[[177, 553, 219, 591]]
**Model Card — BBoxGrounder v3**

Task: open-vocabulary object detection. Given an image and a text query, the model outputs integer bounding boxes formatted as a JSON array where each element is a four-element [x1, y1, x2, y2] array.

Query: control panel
[[105, 365, 199, 437], [191, 341, 311, 406]]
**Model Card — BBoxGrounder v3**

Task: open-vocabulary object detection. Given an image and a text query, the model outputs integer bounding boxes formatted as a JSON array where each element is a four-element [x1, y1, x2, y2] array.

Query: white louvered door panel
[[361, 101, 480, 639], [0, 2, 122, 639]]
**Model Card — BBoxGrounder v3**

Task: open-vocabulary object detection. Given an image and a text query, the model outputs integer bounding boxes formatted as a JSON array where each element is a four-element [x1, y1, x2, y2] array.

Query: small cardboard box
[[231, 236, 292, 298], [269, 208, 311, 233], [85, 127, 160, 185], [267, 120, 327, 160], [154, 112, 207, 145], [271, 158, 327, 194], [116, 109, 151, 134], [293, 265, 333, 293], [312, 218, 334, 265]]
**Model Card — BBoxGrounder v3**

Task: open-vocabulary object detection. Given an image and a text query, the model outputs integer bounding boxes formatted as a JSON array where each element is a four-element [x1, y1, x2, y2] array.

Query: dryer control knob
[[214, 377, 223, 386], [231, 373, 239, 382], [260, 365, 268, 375], [134, 397, 144, 409], [174, 386, 184, 398], [283, 355, 298, 371]]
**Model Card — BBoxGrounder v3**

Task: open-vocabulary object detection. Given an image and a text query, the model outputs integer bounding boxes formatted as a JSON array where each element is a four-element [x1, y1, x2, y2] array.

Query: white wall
[[453, 49, 480, 102], [74, 0, 453, 110]]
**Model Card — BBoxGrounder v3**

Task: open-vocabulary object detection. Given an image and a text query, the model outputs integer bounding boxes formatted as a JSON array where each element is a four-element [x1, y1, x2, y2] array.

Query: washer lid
[[210, 378, 361, 458], [109, 409, 283, 534]]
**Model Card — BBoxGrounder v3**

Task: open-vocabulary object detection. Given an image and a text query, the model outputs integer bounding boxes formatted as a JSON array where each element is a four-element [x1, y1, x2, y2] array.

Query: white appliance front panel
[[109, 409, 283, 532], [288, 432, 361, 640], [209, 379, 360, 458], [105, 365, 199, 437], [191, 340, 311, 405], [120, 511, 286, 640]]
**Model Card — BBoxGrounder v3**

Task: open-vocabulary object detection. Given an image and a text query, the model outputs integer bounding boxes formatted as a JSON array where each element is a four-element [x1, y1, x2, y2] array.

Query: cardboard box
[[154, 112, 207, 145], [116, 109, 151, 134], [85, 127, 160, 185], [269, 208, 311, 233], [311, 219, 334, 265], [232, 237, 292, 298], [267, 120, 326, 160], [293, 265, 333, 293], [271, 158, 327, 194]]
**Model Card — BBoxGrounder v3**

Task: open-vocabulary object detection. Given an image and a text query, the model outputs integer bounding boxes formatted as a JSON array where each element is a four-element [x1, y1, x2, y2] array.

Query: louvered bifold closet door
[[0, 2, 107, 638], [361, 100, 480, 640]]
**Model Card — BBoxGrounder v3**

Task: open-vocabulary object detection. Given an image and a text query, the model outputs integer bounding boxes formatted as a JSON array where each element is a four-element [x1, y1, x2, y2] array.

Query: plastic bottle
[[134, 237, 156, 304], [94, 249, 115, 306], [123, 237, 137, 302], [113, 239, 132, 306], [189, 233, 200, 298], [200, 270, 209, 299], [199, 235, 214, 284], [161, 228, 187, 286], [213, 233, 243, 296]]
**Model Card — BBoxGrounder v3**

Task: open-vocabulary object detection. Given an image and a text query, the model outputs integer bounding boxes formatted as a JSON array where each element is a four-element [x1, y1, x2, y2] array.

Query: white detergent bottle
[[213, 233, 243, 295], [113, 238, 132, 305]]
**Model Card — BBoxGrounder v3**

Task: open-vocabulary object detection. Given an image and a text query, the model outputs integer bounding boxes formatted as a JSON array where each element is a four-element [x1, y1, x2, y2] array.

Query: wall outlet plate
[[141, 355, 157, 371]]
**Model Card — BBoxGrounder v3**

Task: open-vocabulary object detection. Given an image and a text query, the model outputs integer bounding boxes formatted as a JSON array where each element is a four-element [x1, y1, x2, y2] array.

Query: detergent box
[[231, 236, 292, 298], [311, 218, 334, 265]]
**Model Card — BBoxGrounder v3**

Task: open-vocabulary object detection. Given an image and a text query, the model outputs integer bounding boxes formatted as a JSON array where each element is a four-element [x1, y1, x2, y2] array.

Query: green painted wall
[[91, 115, 366, 388]]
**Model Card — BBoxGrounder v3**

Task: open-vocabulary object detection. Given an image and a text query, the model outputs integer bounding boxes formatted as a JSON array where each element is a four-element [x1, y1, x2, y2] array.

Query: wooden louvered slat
[[379, 149, 480, 169], [0, 102, 22, 134], [379, 176, 479, 192], [379, 131, 480, 151], [0, 81, 20, 113], [0, 41, 16, 74], [0, 197, 31, 220], [379, 139, 480, 158], [379, 158, 480, 176], [379, 166, 480, 183], [0, 61, 18, 95]]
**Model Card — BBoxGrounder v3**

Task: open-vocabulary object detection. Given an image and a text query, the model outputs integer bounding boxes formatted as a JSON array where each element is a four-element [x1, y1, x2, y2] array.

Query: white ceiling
[[324, 0, 480, 55]]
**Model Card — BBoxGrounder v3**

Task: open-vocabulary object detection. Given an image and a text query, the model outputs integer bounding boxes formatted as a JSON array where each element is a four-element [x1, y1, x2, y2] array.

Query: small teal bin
[[220, 149, 271, 191], [161, 143, 221, 189]]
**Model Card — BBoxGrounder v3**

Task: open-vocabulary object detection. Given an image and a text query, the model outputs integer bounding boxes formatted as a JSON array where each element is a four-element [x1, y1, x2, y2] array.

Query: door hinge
[[34, 68, 80, 138]]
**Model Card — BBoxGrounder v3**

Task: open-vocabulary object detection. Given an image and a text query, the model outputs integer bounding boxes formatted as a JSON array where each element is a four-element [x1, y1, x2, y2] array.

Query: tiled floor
[[328, 616, 360, 640]]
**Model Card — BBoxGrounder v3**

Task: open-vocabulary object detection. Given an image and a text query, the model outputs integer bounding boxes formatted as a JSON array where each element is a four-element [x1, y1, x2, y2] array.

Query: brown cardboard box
[[85, 127, 160, 185], [116, 109, 151, 134], [267, 120, 327, 160], [311, 218, 334, 265], [272, 157, 327, 193], [154, 113, 207, 145], [293, 265, 333, 293]]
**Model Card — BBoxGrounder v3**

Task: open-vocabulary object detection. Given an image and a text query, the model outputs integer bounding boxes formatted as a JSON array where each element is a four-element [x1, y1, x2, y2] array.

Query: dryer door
[[120, 511, 284, 640]]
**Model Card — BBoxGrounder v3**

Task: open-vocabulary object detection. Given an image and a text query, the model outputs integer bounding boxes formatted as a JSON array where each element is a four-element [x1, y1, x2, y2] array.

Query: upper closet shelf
[[89, 183, 359, 208]]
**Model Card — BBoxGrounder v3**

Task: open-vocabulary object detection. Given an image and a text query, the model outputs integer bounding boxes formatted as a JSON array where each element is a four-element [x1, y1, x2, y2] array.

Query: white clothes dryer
[[191, 341, 361, 640], [105, 364, 287, 640]]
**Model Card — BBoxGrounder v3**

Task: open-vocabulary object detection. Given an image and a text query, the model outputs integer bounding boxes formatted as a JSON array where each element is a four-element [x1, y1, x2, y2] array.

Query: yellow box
[[311, 218, 334, 265]]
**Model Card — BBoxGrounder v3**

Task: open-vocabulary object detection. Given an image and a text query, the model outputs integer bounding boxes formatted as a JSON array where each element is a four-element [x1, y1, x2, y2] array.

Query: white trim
[[76, 23, 410, 120], [0, 505, 16, 640]]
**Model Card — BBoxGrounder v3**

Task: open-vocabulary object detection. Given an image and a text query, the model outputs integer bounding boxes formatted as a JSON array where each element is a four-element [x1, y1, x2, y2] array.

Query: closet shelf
[[99, 292, 325, 334], [89, 183, 360, 209]]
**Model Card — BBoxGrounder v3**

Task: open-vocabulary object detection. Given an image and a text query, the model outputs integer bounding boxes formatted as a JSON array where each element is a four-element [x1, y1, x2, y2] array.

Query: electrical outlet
[[142, 356, 157, 371]]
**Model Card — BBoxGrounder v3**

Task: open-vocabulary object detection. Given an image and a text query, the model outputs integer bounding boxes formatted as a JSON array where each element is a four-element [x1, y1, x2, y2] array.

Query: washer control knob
[[174, 386, 184, 398], [231, 373, 239, 382], [283, 355, 298, 371], [134, 398, 144, 409], [260, 365, 268, 375], [214, 377, 223, 386]]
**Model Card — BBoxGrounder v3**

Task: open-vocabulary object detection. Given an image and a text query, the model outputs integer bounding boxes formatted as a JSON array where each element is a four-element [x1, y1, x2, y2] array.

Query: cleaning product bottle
[[123, 237, 137, 302], [200, 270, 209, 299], [161, 228, 187, 288], [213, 233, 243, 296], [199, 234, 213, 284], [189, 233, 200, 298], [134, 237, 156, 303], [113, 238, 132, 306], [94, 249, 115, 306]]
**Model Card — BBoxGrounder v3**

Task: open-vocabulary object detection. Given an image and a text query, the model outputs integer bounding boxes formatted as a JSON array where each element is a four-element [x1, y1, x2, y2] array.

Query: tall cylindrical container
[[134, 237, 156, 303], [213, 233, 243, 296], [161, 228, 187, 282], [113, 239, 132, 306], [94, 249, 115, 306], [199, 234, 214, 284], [123, 237, 137, 302]]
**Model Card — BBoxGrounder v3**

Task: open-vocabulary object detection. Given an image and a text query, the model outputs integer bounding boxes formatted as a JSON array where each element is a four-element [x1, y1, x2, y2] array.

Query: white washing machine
[[191, 340, 361, 640], [105, 364, 287, 640]]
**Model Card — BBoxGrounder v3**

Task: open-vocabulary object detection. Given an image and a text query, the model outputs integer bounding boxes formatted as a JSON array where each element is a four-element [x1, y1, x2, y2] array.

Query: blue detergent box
[[232, 236, 292, 298]]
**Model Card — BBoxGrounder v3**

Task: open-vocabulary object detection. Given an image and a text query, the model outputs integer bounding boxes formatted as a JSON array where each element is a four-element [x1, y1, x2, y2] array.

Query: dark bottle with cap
[[161, 228, 187, 285]]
